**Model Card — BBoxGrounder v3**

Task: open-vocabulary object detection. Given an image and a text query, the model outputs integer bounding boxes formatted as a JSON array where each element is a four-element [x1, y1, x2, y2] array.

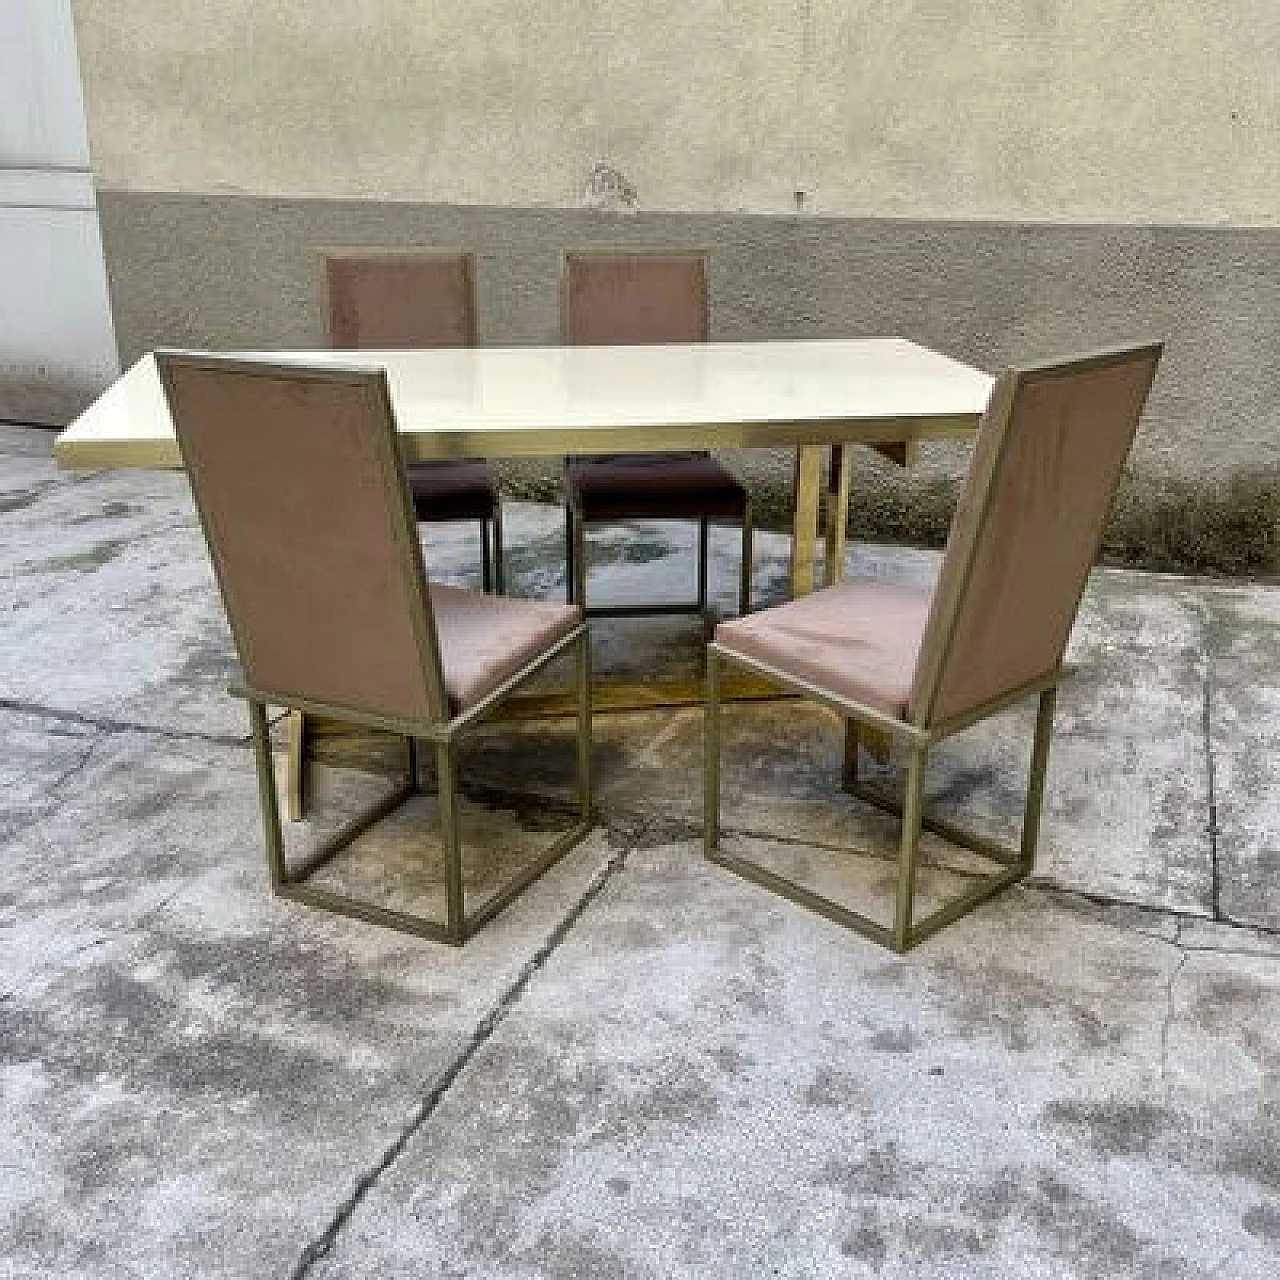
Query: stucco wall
[[74, 1, 1280, 224], [70, 2, 1280, 573], [95, 193, 1280, 573]]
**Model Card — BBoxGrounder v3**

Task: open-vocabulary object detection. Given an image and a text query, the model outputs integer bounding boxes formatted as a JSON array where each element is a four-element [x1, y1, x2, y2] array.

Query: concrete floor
[[1, 423, 1277, 1278]]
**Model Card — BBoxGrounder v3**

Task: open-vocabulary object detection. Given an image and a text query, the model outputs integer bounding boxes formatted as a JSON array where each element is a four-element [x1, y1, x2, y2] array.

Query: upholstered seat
[[713, 578, 932, 719], [430, 583, 580, 713], [409, 459, 500, 523], [564, 451, 749, 522]]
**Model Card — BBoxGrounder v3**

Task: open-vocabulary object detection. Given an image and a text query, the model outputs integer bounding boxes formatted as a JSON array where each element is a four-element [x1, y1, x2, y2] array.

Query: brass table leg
[[825, 444, 853, 587], [285, 709, 307, 822], [790, 444, 824, 598]]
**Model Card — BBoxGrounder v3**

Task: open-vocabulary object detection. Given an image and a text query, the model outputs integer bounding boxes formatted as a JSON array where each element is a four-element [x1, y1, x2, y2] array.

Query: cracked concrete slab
[[3, 427, 1280, 1276], [306, 842, 1280, 1279], [0, 709, 617, 1279]]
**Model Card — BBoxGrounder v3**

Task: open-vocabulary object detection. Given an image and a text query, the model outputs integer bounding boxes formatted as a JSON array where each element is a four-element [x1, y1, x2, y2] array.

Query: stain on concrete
[[67, 500, 146, 524], [1020, 1172, 1147, 1278], [1042, 1099, 1172, 1158], [177, 649, 239, 686], [817, 1142, 919, 1202], [868, 1024, 919, 1054], [927, 954, 1129, 1054], [841, 1220, 889, 1265], [802, 1064, 863, 1107], [0, 488, 41, 514], [29, 537, 131, 574], [1242, 1202, 1280, 1244], [903, 1219, 987, 1262]]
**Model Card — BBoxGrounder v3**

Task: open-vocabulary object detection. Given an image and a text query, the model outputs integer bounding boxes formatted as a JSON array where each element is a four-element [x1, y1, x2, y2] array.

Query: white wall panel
[[0, 0, 117, 424]]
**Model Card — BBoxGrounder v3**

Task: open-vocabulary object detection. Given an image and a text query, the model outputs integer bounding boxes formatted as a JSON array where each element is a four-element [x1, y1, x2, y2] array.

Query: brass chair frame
[[159, 353, 591, 945], [561, 249, 753, 619], [704, 343, 1163, 952], [705, 643, 1061, 953]]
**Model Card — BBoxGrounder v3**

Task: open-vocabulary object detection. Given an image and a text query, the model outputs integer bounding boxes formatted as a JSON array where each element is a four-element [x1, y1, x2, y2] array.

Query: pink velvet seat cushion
[[564, 452, 747, 521], [714, 578, 933, 719], [430, 583, 581, 714], [408, 459, 499, 523]]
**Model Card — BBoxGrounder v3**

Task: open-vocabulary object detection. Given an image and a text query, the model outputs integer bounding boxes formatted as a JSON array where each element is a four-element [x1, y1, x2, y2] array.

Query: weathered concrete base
[[2, 429, 1278, 1276]]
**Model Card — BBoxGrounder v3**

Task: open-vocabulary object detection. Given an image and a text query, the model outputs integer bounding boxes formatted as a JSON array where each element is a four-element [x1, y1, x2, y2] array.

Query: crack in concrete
[[0, 695, 280, 748], [1159, 920, 1188, 1090], [289, 841, 630, 1279], [1201, 645, 1222, 920], [44, 732, 105, 798], [465, 780, 1280, 945]]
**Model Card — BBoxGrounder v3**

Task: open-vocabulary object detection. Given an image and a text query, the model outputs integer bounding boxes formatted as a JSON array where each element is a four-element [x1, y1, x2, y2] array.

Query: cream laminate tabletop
[[53, 338, 994, 470]]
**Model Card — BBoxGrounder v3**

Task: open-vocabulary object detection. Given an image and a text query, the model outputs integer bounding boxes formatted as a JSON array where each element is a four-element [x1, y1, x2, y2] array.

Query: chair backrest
[[325, 251, 476, 348], [562, 252, 708, 345], [909, 342, 1163, 728], [156, 353, 448, 728]]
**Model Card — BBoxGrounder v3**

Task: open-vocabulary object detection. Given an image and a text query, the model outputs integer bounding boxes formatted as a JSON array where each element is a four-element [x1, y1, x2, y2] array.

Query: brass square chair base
[[704, 645, 1059, 953], [246, 629, 593, 945]]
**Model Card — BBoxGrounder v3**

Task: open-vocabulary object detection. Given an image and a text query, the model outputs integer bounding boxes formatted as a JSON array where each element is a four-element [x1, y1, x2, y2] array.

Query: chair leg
[[405, 735, 419, 789], [286, 709, 307, 822], [739, 505, 753, 615], [249, 699, 287, 889], [842, 720, 859, 789], [480, 517, 493, 594], [491, 503, 506, 595], [564, 505, 576, 604], [576, 629, 593, 820], [893, 744, 926, 952], [704, 649, 721, 854], [697, 517, 709, 611], [572, 508, 588, 610], [1020, 687, 1057, 867], [436, 740, 465, 943]]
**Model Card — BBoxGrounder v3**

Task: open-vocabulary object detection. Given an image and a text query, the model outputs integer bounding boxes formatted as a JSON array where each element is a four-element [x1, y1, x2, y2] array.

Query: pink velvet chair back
[[563, 252, 709, 346], [157, 354, 447, 726], [326, 252, 476, 348], [910, 343, 1163, 727]]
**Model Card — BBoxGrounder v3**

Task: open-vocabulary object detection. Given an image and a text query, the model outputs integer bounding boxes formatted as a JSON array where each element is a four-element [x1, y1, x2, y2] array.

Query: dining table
[[55, 336, 994, 816]]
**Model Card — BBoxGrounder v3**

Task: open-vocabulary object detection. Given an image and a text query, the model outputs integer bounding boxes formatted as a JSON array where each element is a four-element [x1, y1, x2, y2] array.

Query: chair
[[156, 352, 591, 944], [704, 342, 1163, 952], [326, 250, 504, 593], [561, 251, 752, 616]]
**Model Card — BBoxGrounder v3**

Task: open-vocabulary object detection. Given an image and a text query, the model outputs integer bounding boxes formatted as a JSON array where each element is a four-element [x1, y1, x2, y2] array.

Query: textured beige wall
[[74, 0, 1279, 224]]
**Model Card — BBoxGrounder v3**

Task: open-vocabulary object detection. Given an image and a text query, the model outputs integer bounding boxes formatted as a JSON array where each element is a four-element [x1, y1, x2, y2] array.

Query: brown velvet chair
[[326, 250, 504, 593], [561, 251, 752, 616], [705, 342, 1163, 952], [157, 352, 591, 944]]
